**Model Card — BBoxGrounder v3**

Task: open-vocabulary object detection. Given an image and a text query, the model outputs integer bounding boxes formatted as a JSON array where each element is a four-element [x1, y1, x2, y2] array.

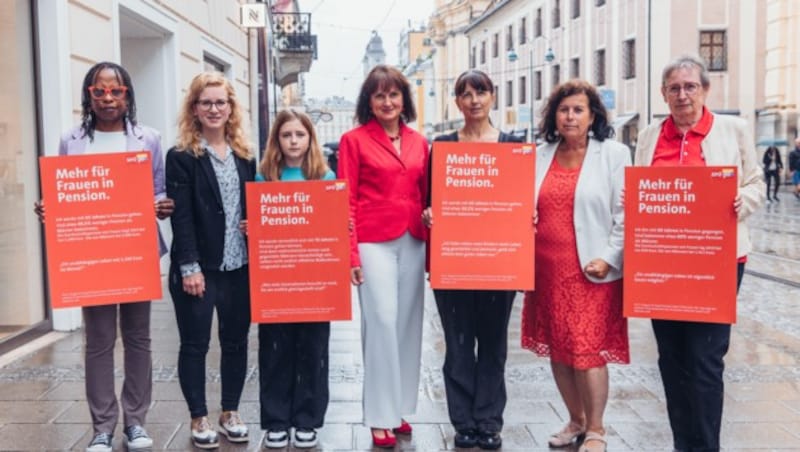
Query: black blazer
[[427, 131, 524, 206], [166, 147, 255, 271]]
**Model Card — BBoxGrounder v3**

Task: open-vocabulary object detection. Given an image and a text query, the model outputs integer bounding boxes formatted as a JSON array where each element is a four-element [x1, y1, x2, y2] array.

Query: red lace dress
[[521, 158, 629, 369]]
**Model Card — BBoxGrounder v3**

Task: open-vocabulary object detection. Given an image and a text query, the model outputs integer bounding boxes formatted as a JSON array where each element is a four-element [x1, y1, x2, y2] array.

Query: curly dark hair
[[538, 79, 613, 143], [355, 65, 416, 125], [79, 62, 137, 141]]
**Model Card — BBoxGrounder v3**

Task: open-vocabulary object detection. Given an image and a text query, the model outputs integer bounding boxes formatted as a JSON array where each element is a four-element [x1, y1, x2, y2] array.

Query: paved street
[[0, 187, 798, 451]]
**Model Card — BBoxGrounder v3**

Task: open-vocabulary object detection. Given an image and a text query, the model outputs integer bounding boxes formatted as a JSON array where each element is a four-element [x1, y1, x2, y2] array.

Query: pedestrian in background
[[634, 55, 764, 452], [253, 110, 335, 449], [789, 137, 800, 199], [521, 79, 630, 452], [762, 145, 782, 202], [337, 64, 429, 449], [166, 71, 254, 449], [35, 61, 173, 452], [422, 69, 519, 451]]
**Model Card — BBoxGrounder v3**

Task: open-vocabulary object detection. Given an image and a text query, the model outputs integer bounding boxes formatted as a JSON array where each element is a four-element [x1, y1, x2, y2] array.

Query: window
[[534, 8, 543, 37], [519, 75, 527, 104], [700, 30, 727, 71], [622, 39, 636, 79], [480, 40, 486, 64], [553, 0, 561, 28], [520, 17, 527, 44], [572, 0, 581, 18], [506, 80, 513, 107], [492, 33, 499, 58], [552, 64, 561, 87], [471, 46, 476, 68], [506, 24, 514, 51], [534, 70, 543, 100], [596, 0, 605, 5], [494, 85, 499, 109], [594, 49, 606, 85], [570, 57, 580, 78]]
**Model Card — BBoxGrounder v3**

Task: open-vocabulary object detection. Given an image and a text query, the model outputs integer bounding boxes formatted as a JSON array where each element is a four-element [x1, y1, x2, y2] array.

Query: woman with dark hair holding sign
[[422, 69, 519, 450], [35, 62, 173, 452], [521, 79, 630, 452], [337, 64, 429, 449]]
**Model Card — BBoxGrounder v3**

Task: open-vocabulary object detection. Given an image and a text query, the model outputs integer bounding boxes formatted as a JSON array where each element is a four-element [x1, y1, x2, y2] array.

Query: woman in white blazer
[[521, 79, 630, 452]]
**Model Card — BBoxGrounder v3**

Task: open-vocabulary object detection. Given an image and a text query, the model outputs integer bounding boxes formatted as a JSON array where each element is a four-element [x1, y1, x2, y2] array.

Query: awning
[[611, 113, 639, 130]]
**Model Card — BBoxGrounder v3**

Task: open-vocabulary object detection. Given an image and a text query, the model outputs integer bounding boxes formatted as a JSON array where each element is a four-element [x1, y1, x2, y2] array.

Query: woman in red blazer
[[337, 65, 429, 448]]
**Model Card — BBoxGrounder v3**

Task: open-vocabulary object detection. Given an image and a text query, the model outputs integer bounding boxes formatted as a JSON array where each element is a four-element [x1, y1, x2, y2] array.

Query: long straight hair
[[259, 109, 329, 181]]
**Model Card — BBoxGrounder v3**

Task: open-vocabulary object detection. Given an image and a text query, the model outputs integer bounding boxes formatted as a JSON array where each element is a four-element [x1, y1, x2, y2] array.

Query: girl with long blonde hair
[[254, 109, 334, 449]]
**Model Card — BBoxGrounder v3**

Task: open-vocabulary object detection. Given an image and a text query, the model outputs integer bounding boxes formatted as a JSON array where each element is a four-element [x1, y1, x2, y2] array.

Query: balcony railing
[[272, 12, 317, 58]]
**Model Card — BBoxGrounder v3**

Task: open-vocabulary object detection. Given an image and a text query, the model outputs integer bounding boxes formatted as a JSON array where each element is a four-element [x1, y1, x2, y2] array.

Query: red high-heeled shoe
[[393, 420, 412, 435], [371, 429, 396, 448]]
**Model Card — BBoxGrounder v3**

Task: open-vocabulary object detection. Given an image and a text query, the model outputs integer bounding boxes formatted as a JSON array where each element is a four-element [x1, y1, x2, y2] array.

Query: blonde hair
[[259, 109, 329, 181], [176, 72, 252, 159]]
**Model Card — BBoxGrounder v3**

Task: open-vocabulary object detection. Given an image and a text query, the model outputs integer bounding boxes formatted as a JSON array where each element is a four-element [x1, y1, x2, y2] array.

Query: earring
[[588, 129, 595, 137]]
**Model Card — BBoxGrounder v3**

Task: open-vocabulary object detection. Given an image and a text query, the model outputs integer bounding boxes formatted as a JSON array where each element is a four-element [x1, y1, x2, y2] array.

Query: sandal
[[578, 431, 607, 452], [548, 421, 586, 448]]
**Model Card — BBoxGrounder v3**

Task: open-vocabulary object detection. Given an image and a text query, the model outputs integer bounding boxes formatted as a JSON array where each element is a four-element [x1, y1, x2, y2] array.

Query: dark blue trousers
[[652, 263, 745, 452], [434, 289, 515, 434]]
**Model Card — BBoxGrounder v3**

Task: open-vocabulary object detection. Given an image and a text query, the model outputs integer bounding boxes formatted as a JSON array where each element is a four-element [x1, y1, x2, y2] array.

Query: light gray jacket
[[535, 138, 631, 283], [634, 114, 765, 257]]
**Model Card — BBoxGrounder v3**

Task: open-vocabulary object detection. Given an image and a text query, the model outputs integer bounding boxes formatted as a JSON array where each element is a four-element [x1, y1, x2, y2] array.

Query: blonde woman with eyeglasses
[[166, 72, 255, 449]]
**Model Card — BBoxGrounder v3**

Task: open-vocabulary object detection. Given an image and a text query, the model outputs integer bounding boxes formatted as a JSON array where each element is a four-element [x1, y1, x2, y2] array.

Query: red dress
[[521, 158, 629, 369]]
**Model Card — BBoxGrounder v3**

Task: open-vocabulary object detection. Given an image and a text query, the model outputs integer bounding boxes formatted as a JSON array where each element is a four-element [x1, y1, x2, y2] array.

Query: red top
[[652, 107, 746, 262], [337, 119, 429, 267], [651, 107, 714, 167]]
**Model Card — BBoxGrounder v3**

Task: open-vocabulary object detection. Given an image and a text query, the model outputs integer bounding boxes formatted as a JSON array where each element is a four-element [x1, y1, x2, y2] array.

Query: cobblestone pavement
[[0, 188, 798, 451]]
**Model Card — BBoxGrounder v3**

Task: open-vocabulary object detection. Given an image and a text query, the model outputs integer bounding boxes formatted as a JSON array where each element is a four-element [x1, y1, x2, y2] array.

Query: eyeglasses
[[196, 99, 229, 111], [665, 82, 702, 97], [88, 85, 128, 99]]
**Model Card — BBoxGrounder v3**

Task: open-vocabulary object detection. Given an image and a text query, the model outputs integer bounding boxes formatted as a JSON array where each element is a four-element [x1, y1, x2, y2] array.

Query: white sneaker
[[218, 410, 249, 442], [191, 416, 220, 449], [294, 428, 318, 448], [124, 425, 153, 452], [263, 430, 289, 448], [86, 432, 112, 452]]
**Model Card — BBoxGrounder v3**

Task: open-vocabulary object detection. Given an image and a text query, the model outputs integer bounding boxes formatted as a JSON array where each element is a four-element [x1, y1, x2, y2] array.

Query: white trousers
[[357, 232, 425, 428]]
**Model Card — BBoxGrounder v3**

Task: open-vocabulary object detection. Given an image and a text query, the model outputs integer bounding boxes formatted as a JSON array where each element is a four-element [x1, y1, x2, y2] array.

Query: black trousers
[[169, 265, 251, 418], [765, 170, 780, 199], [652, 263, 745, 452], [258, 321, 330, 430], [434, 289, 515, 434]]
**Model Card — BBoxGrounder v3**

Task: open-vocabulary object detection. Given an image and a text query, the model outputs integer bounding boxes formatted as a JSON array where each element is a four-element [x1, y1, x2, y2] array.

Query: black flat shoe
[[477, 431, 502, 450], [454, 429, 478, 448]]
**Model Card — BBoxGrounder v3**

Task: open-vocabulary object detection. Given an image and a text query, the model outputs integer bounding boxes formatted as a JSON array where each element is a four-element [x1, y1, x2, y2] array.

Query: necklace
[[387, 133, 400, 142]]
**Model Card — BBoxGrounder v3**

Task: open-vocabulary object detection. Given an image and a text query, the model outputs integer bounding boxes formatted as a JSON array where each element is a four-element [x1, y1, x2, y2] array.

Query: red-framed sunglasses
[[88, 85, 128, 99]]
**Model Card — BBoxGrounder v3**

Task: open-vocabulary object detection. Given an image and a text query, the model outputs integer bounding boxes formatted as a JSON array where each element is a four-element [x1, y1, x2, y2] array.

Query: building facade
[[362, 31, 387, 77], [305, 96, 356, 147], [0, 0, 273, 343], [452, 0, 766, 147], [757, 0, 799, 162]]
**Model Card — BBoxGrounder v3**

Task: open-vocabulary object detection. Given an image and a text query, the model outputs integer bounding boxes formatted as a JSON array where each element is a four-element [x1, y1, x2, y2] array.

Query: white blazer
[[535, 138, 631, 283], [634, 114, 765, 257]]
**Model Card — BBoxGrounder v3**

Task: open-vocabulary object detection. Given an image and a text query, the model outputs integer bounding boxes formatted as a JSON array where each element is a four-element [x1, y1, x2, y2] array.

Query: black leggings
[[765, 170, 779, 198]]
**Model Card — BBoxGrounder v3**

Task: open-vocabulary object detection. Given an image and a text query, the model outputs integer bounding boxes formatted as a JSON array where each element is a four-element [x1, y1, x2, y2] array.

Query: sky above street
[[302, 0, 435, 101]]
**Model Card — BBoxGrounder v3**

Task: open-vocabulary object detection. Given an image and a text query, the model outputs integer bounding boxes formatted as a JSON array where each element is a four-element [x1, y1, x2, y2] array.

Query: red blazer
[[338, 119, 429, 267]]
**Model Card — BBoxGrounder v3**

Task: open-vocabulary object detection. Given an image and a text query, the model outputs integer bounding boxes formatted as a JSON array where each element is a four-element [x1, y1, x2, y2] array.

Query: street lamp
[[507, 42, 555, 142]]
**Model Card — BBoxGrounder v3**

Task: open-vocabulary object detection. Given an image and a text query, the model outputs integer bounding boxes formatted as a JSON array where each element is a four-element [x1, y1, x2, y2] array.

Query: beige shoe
[[578, 431, 607, 452], [548, 421, 586, 448], [218, 410, 249, 443]]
